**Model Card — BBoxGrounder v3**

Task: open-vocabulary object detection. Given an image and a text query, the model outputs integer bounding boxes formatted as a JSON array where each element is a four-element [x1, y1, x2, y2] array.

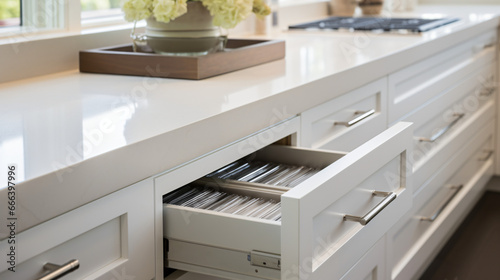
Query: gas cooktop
[[288, 17, 459, 33]]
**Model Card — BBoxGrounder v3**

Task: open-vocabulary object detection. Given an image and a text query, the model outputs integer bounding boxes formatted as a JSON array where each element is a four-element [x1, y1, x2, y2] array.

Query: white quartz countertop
[[1, 5, 499, 237]]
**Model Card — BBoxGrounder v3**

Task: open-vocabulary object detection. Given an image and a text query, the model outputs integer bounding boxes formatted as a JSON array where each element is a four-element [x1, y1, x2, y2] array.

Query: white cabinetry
[[398, 61, 495, 192], [0, 179, 155, 280], [386, 29, 497, 279], [340, 238, 386, 280], [387, 121, 494, 280], [387, 30, 497, 124], [297, 28, 497, 280], [155, 117, 413, 280], [300, 77, 387, 152], [156, 29, 497, 280]]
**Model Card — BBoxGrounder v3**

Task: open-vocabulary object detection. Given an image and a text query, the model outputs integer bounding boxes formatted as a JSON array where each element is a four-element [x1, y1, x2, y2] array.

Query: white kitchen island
[[0, 4, 499, 280]]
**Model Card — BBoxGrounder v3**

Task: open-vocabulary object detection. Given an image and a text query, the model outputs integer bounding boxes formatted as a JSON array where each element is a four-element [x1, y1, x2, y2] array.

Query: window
[[0, 0, 126, 34], [0, 0, 21, 27], [81, 0, 124, 24]]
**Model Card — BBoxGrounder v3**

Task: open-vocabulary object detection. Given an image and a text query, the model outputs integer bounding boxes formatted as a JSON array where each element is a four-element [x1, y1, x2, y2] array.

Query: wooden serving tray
[[79, 39, 285, 80]]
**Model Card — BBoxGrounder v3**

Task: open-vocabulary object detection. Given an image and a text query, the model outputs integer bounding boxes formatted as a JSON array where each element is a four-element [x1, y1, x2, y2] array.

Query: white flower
[[252, 0, 271, 18], [122, 0, 154, 21], [202, 0, 253, 29], [153, 0, 188, 23], [122, 0, 271, 28]]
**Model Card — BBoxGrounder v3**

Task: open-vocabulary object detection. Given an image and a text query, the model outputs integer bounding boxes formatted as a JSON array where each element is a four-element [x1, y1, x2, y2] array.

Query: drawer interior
[[163, 145, 347, 279], [209, 145, 345, 189], [162, 147, 403, 278], [164, 182, 284, 221], [163, 145, 346, 222]]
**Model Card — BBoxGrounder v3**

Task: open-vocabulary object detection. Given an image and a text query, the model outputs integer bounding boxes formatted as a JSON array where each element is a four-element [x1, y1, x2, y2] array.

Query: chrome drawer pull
[[480, 86, 496, 97], [343, 191, 397, 226], [478, 150, 494, 161], [418, 113, 465, 142], [37, 259, 80, 280], [483, 42, 496, 49], [421, 185, 463, 222], [474, 42, 496, 53], [334, 109, 375, 127]]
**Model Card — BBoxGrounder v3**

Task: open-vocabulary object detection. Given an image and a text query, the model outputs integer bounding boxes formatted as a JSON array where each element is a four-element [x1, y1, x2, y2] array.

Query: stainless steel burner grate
[[289, 17, 459, 33]]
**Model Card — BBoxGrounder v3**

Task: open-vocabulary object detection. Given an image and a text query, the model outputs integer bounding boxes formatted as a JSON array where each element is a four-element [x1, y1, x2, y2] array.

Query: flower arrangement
[[122, 0, 271, 29]]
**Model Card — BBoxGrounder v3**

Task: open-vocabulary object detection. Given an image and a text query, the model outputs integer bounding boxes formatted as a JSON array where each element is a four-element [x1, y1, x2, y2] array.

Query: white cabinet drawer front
[[388, 30, 497, 123], [0, 179, 155, 280], [0, 218, 121, 280], [161, 122, 413, 280], [411, 62, 494, 161], [406, 63, 496, 192], [309, 155, 400, 264], [412, 100, 494, 192], [415, 122, 494, 216], [301, 77, 387, 152], [340, 237, 386, 280], [388, 121, 494, 280], [411, 62, 495, 145], [282, 122, 412, 280]]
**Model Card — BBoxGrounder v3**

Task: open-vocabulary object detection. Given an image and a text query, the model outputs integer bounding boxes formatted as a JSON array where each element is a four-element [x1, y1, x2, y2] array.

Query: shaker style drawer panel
[[340, 237, 386, 280], [0, 179, 155, 280], [388, 30, 497, 124], [1, 218, 121, 280], [301, 77, 387, 152], [402, 62, 496, 192], [387, 121, 494, 280], [159, 122, 413, 280], [281, 122, 412, 280]]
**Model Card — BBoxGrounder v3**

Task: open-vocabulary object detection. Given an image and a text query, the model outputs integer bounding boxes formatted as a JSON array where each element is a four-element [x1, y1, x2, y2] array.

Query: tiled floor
[[420, 178, 500, 279]]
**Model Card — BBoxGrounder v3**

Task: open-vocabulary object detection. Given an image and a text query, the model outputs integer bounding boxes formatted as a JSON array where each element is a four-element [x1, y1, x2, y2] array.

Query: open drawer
[[158, 121, 413, 280]]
